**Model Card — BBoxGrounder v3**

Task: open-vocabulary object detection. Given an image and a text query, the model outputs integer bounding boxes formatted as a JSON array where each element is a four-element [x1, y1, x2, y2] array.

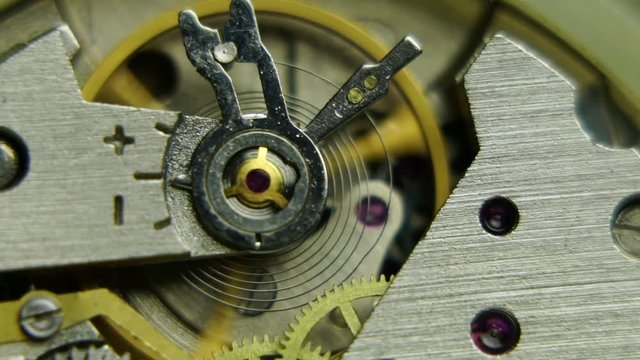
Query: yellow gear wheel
[[278, 275, 393, 360], [212, 335, 325, 360]]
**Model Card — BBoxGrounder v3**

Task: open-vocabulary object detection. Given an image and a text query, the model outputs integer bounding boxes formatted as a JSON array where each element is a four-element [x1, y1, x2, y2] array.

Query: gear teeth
[[278, 274, 392, 360], [212, 335, 281, 360]]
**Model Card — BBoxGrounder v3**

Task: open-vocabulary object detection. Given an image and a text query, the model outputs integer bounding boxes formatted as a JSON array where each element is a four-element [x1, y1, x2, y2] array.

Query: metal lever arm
[[178, 10, 244, 133], [304, 37, 422, 143], [222, 0, 291, 125]]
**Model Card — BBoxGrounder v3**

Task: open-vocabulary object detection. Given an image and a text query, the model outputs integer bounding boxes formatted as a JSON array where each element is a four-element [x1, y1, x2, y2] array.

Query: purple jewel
[[479, 196, 519, 236], [470, 309, 521, 355], [357, 197, 388, 227], [245, 169, 271, 193]]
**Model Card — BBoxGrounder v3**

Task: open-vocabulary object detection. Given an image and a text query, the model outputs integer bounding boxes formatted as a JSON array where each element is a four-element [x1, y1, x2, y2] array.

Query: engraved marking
[[133, 172, 163, 180], [155, 122, 174, 135], [153, 217, 172, 230], [103, 125, 134, 155], [114, 195, 124, 226]]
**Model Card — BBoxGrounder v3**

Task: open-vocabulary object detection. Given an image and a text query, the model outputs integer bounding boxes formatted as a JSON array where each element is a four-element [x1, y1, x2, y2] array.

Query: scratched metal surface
[[346, 35, 640, 359], [0, 30, 229, 271]]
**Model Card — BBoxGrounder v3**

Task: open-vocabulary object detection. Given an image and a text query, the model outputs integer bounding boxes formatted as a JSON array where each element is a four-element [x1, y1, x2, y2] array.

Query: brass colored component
[[354, 104, 430, 162], [212, 336, 275, 360], [0, 290, 191, 360], [279, 275, 392, 360], [210, 335, 326, 360], [96, 66, 164, 110], [224, 146, 288, 209], [346, 88, 364, 104], [363, 75, 378, 90]]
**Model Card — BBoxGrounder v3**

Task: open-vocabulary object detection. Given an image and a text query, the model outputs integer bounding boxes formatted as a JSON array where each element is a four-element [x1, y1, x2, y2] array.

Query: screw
[[612, 198, 640, 259], [347, 88, 364, 104], [214, 42, 238, 64], [0, 140, 20, 190], [19, 295, 63, 340], [363, 75, 379, 90]]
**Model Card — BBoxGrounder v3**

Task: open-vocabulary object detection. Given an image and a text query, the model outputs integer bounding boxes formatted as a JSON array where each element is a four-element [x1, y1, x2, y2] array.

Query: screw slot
[[479, 196, 519, 236], [611, 194, 640, 260], [19, 295, 63, 340], [470, 308, 521, 355]]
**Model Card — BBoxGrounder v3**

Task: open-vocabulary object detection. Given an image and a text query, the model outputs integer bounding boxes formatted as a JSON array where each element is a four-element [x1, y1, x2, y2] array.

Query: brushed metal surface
[[0, 30, 229, 271], [346, 35, 640, 359]]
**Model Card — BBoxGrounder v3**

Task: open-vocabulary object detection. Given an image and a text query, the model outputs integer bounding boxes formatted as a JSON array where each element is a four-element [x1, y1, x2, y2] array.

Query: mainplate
[[346, 35, 640, 359]]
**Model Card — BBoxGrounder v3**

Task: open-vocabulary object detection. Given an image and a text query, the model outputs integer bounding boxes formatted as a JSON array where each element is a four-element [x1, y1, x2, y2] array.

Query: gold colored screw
[[347, 88, 364, 104], [364, 75, 379, 90]]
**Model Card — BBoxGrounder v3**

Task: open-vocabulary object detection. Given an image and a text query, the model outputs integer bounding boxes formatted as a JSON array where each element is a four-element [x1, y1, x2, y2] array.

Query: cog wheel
[[212, 335, 325, 360], [279, 275, 392, 360], [45, 345, 130, 360]]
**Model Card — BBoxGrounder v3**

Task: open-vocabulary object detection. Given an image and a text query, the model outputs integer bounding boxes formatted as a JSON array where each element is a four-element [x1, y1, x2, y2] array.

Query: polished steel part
[[0, 139, 21, 190], [175, 0, 421, 251], [19, 295, 63, 340], [346, 35, 640, 359], [0, 29, 234, 271], [612, 198, 640, 260], [178, 1, 329, 250], [304, 37, 422, 143]]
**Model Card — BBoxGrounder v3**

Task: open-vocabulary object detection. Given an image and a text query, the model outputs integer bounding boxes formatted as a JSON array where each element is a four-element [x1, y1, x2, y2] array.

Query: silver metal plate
[[0, 30, 228, 271], [346, 35, 640, 359]]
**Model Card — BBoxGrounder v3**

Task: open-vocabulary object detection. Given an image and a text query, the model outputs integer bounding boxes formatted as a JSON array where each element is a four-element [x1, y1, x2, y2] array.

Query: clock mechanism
[[0, 0, 639, 359]]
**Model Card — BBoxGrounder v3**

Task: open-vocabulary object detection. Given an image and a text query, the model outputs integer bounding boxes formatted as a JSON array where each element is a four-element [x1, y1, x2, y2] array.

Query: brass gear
[[212, 335, 325, 360], [278, 275, 392, 360]]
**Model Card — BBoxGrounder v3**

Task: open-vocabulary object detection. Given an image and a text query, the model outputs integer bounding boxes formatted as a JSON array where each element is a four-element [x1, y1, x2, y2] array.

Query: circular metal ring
[[191, 125, 327, 251]]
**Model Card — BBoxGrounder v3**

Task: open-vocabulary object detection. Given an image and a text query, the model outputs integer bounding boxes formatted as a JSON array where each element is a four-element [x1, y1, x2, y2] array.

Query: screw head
[[347, 88, 364, 104], [0, 128, 29, 191], [19, 296, 63, 340], [0, 140, 19, 190], [363, 75, 379, 90], [612, 196, 640, 259]]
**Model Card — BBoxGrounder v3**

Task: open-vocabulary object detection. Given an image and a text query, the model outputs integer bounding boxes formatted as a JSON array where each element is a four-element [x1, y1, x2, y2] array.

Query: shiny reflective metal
[[347, 35, 640, 359], [0, 139, 20, 190], [177, 0, 328, 250], [19, 296, 63, 340], [304, 37, 422, 143], [0, 29, 233, 271], [612, 196, 640, 260], [176, 0, 420, 251]]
